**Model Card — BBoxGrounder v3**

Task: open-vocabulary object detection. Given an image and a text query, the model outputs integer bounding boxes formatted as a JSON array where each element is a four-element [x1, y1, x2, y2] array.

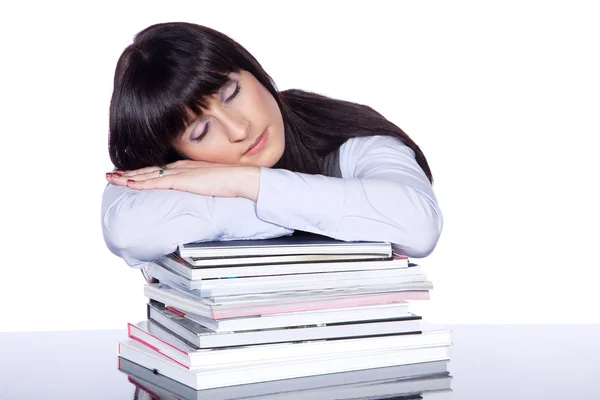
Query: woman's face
[[173, 70, 285, 168]]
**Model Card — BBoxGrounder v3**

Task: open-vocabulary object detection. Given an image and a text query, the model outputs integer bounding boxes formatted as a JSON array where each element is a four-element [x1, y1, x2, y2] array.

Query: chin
[[265, 150, 284, 168], [253, 144, 283, 168]]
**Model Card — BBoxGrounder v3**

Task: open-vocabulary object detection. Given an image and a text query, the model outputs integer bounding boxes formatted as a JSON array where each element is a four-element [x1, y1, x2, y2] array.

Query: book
[[148, 302, 422, 348], [120, 356, 451, 400], [151, 273, 430, 298], [145, 285, 424, 319], [117, 339, 451, 390], [148, 262, 202, 290], [184, 253, 393, 268], [157, 253, 410, 281], [167, 302, 412, 332], [119, 356, 450, 400], [177, 235, 392, 259], [144, 282, 432, 313], [144, 283, 413, 331], [128, 320, 450, 369], [151, 269, 427, 297], [201, 287, 430, 306]]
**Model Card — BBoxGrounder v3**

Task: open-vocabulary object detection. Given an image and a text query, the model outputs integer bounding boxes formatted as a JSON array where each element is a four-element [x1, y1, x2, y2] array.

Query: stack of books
[[117, 234, 452, 396]]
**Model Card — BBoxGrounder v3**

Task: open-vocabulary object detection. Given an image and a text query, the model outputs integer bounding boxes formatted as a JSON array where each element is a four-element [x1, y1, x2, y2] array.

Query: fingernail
[[127, 179, 135, 184]]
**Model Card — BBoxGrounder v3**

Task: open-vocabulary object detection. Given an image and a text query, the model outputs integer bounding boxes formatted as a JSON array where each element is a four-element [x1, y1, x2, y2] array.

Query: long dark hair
[[109, 22, 433, 183]]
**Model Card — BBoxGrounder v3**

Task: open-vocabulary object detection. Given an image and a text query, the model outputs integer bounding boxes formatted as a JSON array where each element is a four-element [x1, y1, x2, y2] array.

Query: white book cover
[[145, 283, 419, 320], [128, 320, 451, 369], [199, 269, 424, 289], [204, 287, 430, 306], [149, 302, 423, 348], [153, 274, 432, 298], [177, 235, 392, 258], [161, 253, 409, 280], [118, 339, 450, 390], [148, 263, 202, 290], [176, 302, 412, 332], [153, 258, 418, 286], [150, 288, 423, 319]]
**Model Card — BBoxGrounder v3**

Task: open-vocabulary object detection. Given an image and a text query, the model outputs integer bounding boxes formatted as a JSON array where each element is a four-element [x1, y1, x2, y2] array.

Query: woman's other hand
[[105, 160, 260, 201]]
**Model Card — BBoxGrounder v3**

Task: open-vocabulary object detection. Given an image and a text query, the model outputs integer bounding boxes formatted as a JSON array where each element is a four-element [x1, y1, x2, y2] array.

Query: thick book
[[148, 302, 422, 348], [128, 320, 450, 369], [117, 339, 451, 390], [177, 235, 392, 259], [158, 253, 409, 281], [119, 356, 451, 400]]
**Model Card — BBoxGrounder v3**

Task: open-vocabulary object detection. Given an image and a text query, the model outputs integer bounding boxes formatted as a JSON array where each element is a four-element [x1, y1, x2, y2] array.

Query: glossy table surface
[[1, 324, 599, 399]]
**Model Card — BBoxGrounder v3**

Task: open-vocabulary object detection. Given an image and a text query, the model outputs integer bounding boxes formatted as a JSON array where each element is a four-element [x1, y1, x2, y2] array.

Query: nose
[[219, 110, 249, 143]]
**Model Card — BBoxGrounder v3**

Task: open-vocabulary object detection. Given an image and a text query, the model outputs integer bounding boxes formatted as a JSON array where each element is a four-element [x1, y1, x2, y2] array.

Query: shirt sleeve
[[101, 185, 293, 268], [255, 135, 443, 258]]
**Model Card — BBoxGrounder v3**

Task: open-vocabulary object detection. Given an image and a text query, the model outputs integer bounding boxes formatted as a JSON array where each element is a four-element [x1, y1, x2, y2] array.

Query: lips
[[243, 129, 269, 156]]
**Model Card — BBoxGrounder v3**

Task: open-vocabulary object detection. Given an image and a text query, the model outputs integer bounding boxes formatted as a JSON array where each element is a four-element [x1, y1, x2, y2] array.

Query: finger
[[104, 167, 156, 178], [121, 166, 162, 177], [135, 167, 184, 181], [106, 172, 130, 186], [166, 160, 222, 169], [167, 160, 233, 169], [126, 176, 176, 190], [107, 168, 183, 186]]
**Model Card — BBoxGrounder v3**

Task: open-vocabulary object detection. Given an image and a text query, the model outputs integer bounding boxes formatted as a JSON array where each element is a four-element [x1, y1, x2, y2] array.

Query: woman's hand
[[105, 160, 260, 201]]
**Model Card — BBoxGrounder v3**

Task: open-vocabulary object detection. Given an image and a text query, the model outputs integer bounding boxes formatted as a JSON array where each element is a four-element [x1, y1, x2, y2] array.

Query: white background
[[0, 1, 598, 332]]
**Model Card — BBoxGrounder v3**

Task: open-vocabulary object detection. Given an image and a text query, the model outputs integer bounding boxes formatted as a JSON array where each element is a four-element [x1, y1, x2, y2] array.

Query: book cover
[[148, 301, 423, 348], [177, 235, 392, 259], [117, 339, 450, 390], [119, 356, 451, 400], [128, 319, 450, 370]]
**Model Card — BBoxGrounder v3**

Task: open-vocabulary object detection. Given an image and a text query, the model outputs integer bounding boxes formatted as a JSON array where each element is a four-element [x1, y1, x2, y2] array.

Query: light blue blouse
[[101, 135, 443, 268]]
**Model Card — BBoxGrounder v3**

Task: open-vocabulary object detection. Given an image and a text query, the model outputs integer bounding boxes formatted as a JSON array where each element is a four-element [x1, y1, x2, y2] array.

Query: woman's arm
[[104, 134, 441, 266], [255, 135, 443, 258], [101, 185, 293, 268]]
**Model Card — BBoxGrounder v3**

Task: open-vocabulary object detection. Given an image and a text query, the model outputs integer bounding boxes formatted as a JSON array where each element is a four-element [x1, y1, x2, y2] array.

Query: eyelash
[[193, 82, 241, 142], [225, 82, 241, 104]]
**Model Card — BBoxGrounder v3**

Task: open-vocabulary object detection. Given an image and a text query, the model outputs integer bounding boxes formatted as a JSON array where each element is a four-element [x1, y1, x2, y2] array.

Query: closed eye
[[192, 122, 210, 142], [224, 82, 241, 103], [191, 81, 241, 142]]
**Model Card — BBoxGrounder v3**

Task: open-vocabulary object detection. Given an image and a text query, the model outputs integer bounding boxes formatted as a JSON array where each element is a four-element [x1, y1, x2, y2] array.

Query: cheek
[[194, 149, 236, 164], [251, 85, 279, 117]]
